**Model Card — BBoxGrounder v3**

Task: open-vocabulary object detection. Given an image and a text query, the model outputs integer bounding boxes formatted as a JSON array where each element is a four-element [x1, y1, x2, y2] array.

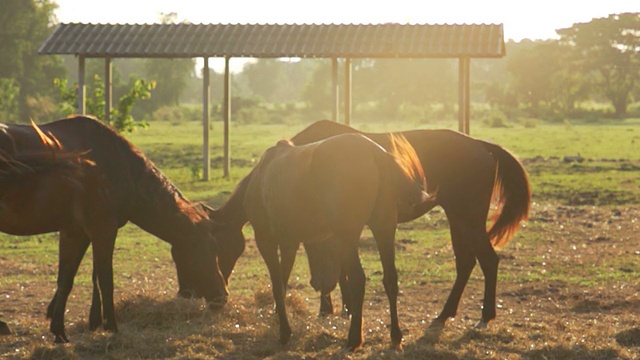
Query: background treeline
[[1, 0, 639, 127]]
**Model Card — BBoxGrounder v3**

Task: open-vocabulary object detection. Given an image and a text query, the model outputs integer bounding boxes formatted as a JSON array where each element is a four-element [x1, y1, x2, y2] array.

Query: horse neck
[[126, 161, 209, 245], [212, 171, 251, 228], [130, 196, 207, 245]]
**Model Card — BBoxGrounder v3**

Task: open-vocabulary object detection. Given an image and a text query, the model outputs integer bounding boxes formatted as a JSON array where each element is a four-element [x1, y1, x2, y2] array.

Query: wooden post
[[464, 57, 471, 134], [332, 58, 339, 122], [77, 55, 86, 115], [344, 58, 352, 125], [104, 57, 112, 123], [202, 57, 211, 181], [458, 56, 471, 135], [223, 57, 231, 178]]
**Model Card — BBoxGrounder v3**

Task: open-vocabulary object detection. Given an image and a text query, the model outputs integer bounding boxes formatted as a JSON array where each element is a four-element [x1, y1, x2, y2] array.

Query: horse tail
[[480, 141, 531, 249], [387, 134, 426, 189], [379, 134, 436, 211]]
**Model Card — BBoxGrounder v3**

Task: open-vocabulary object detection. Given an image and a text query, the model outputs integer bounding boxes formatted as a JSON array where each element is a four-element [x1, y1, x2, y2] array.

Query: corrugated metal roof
[[39, 23, 505, 58]]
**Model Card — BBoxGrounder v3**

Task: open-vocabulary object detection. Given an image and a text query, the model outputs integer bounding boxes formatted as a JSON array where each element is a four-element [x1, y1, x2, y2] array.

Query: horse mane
[[0, 122, 92, 188], [386, 134, 426, 189], [69, 116, 208, 224]]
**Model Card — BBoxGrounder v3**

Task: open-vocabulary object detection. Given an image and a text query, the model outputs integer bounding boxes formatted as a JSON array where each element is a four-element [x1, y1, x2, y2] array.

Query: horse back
[[246, 134, 385, 242]]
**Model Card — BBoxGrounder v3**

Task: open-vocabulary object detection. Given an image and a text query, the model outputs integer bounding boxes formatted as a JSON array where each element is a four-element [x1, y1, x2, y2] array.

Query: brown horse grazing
[[287, 120, 531, 330], [213, 133, 436, 351], [0, 116, 228, 343]]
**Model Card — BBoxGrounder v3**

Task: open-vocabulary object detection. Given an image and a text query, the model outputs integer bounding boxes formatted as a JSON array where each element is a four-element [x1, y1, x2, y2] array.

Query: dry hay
[[0, 202, 639, 359]]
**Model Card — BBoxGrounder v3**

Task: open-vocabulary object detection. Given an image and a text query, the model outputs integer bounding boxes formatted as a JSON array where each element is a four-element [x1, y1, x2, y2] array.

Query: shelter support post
[[332, 58, 339, 122], [77, 55, 86, 115], [202, 57, 211, 181], [344, 58, 352, 125], [223, 57, 231, 178], [458, 56, 471, 134], [104, 57, 112, 124]]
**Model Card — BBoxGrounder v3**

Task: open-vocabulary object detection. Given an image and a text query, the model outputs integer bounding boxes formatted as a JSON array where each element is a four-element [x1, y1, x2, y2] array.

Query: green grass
[[124, 118, 640, 206]]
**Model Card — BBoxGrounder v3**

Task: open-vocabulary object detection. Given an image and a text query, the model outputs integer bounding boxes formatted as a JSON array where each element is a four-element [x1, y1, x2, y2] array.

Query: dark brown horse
[[0, 116, 228, 343], [214, 133, 435, 351], [288, 120, 531, 329], [207, 120, 530, 333]]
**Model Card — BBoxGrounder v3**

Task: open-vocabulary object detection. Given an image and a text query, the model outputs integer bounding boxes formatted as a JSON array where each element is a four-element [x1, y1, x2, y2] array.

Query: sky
[[54, 0, 637, 42]]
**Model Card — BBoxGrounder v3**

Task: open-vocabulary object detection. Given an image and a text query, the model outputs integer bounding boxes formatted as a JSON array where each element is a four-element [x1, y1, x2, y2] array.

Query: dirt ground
[[1, 202, 639, 359]]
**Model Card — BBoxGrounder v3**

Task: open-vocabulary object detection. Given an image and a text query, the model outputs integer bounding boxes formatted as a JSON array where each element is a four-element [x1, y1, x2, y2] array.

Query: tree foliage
[[55, 75, 155, 133], [0, 0, 65, 121], [142, 58, 194, 110], [557, 13, 640, 117]]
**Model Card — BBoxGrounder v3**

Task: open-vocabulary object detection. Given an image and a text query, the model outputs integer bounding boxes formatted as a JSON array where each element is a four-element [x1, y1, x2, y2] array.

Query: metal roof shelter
[[39, 23, 505, 179]]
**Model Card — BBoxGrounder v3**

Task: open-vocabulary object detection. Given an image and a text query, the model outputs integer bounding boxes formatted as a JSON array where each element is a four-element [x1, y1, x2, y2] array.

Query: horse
[[287, 120, 531, 330], [212, 133, 436, 351], [0, 116, 228, 343]]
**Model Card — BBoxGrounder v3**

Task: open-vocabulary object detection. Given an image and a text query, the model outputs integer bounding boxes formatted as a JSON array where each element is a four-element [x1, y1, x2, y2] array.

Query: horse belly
[[268, 205, 331, 244], [0, 187, 71, 235], [0, 208, 61, 235]]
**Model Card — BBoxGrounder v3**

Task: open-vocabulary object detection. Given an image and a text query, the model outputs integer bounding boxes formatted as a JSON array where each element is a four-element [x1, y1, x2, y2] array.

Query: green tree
[[301, 60, 333, 117], [558, 12, 640, 117], [55, 75, 155, 133], [143, 58, 195, 110], [507, 40, 586, 111], [0, 78, 20, 122], [354, 58, 455, 119], [0, 0, 66, 121], [240, 58, 316, 103]]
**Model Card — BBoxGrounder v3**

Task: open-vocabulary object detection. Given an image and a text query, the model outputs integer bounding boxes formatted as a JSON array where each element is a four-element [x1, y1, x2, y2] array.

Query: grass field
[[1, 118, 639, 359]]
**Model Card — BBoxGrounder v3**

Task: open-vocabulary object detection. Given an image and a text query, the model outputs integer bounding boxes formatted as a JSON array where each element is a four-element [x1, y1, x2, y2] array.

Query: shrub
[[483, 110, 509, 128], [522, 118, 539, 128]]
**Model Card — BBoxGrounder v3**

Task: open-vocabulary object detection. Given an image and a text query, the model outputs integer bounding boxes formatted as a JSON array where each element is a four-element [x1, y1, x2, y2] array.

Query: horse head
[[170, 207, 230, 309], [202, 205, 246, 284]]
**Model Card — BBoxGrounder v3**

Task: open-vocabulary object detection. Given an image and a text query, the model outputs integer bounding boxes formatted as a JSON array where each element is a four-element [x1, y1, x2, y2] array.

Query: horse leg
[[279, 242, 299, 289], [338, 270, 350, 318], [255, 235, 292, 345], [90, 227, 118, 333], [89, 261, 103, 330], [47, 237, 90, 319], [304, 241, 340, 317], [48, 236, 103, 331], [474, 231, 499, 328], [430, 217, 477, 330], [49, 230, 88, 343], [370, 221, 403, 351], [339, 241, 366, 351]]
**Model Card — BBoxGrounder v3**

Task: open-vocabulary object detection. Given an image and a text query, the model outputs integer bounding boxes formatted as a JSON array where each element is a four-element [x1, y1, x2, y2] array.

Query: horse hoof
[[279, 330, 292, 345], [103, 320, 118, 333], [177, 289, 195, 299], [0, 321, 10, 335], [208, 296, 228, 310], [53, 334, 69, 344], [343, 342, 362, 352], [474, 321, 488, 329], [340, 307, 350, 319], [428, 319, 446, 332], [89, 318, 103, 331]]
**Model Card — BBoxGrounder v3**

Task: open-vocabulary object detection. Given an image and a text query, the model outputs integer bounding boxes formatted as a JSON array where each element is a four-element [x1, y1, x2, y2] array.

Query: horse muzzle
[[207, 295, 228, 310]]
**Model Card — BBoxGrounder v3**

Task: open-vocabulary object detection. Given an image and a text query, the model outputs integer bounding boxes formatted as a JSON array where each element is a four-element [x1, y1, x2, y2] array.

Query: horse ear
[[197, 202, 215, 216]]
